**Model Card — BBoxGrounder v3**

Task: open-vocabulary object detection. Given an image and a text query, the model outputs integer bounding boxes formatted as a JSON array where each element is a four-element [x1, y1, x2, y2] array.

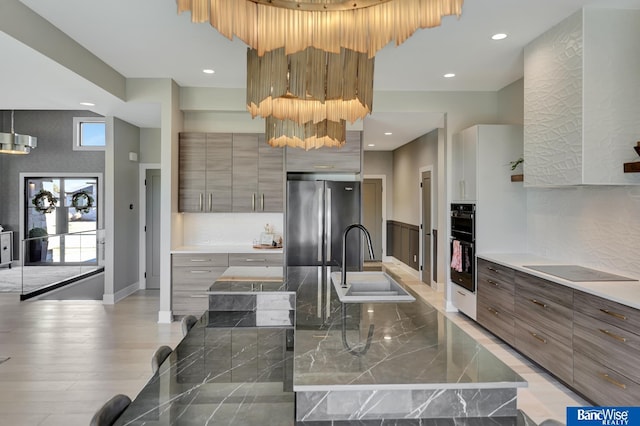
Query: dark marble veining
[[114, 267, 529, 425], [288, 267, 526, 422]]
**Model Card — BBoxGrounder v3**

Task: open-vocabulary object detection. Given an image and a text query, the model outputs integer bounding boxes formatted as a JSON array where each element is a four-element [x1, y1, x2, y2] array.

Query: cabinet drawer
[[173, 292, 209, 316], [515, 284, 573, 346], [477, 279, 514, 316], [574, 311, 640, 384], [477, 259, 515, 292], [228, 253, 283, 267], [515, 319, 573, 385], [173, 266, 227, 286], [574, 290, 640, 335], [451, 283, 476, 320], [573, 351, 640, 406], [172, 253, 228, 267], [477, 299, 515, 346], [515, 271, 573, 307]]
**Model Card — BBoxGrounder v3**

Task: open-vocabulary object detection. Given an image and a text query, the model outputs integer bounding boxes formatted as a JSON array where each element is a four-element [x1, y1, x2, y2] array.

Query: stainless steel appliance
[[450, 203, 475, 293], [285, 174, 362, 327]]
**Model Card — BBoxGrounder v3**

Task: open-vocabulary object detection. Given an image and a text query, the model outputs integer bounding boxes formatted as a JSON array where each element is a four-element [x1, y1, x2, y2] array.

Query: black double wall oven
[[450, 203, 476, 293]]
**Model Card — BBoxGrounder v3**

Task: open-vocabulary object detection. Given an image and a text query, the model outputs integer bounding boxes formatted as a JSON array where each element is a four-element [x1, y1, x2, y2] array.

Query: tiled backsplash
[[182, 213, 284, 246], [526, 186, 640, 278]]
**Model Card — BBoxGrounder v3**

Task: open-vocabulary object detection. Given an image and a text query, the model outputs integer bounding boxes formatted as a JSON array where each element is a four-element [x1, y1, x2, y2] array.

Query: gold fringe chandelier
[[177, 0, 464, 149], [266, 117, 345, 150], [247, 47, 374, 124], [177, 0, 464, 57]]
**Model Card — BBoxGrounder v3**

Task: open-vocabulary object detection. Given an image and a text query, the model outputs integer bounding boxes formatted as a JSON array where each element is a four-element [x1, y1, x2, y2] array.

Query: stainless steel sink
[[330, 271, 416, 303]]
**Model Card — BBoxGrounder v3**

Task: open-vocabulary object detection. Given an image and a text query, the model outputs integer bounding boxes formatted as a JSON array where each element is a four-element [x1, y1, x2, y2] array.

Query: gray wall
[[497, 78, 524, 124], [140, 127, 161, 163], [392, 129, 439, 226], [0, 110, 104, 258], [112, 118, 140, 294]]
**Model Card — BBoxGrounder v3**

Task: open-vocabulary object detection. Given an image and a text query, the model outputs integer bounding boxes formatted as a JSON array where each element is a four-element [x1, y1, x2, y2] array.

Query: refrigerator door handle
[[326, 187, 332, 261], [317, 187, 323, 262]]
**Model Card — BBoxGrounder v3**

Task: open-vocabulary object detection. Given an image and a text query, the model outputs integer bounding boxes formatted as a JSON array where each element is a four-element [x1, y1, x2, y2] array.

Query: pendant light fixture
[[0, 111, 37, 155]]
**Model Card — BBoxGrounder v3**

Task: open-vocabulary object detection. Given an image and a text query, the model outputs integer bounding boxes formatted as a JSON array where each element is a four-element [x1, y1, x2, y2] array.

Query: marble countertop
[[115, 267, 529, 425], [478, 253, 640, 310], [290, 272, 527, 392], [172, 244, 283, 254]]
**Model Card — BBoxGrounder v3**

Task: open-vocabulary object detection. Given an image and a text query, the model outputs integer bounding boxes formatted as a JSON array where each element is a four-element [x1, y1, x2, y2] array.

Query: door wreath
[[32, 190, 58, 214], [71, 191, 94, 214]]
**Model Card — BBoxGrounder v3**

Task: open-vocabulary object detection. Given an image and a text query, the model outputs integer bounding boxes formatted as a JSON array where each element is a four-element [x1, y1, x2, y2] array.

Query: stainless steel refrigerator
[[285, 177, 362, 328]]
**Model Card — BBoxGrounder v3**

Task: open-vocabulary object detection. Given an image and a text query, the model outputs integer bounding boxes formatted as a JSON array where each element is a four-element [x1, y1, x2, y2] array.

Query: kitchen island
[[114, 267, 531, 425]]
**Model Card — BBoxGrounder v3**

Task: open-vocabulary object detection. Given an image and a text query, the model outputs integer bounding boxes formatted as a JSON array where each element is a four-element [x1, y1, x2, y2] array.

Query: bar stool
[[181, 315, 198, 336], [89, 394, 131, 426], [151, 345, 173, 374]]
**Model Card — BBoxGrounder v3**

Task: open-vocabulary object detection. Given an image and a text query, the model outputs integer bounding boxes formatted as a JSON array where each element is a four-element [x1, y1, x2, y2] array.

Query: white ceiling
[[2, 0, 640, 151]]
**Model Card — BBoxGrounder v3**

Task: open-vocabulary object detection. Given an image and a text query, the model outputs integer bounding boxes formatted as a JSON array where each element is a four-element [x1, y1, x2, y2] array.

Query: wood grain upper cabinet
[[232, 134, 259, 211], [179, 133, 232, 212], [258, 135, 284, 212], [285, 131, 361, 173], [232, 134, 284, 212]]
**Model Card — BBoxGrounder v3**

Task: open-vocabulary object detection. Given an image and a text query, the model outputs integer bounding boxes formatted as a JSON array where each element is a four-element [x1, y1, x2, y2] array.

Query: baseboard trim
[[158, 310, 173, 324], [103, 281, 139, 305]]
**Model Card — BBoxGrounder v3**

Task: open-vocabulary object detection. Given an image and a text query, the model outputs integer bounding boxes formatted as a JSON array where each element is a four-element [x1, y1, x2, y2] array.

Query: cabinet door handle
[[487, 307, 499, 315], [189, 270, 211, 274], [487, 279, 499, 286], [598, 328, 627, 343], [261, 193, 265, 211], [530, 299, 548, 309], [598, 372, 627, 389], [252, 193, 256, 211], [457, 291, 466, 296], [199, 193, 203, 211], [530, 332, 547, 344], [599, 308, 627, 321], [189, 259, 209, 262], [487, 266, 499, 273], [208, 193, 213, 211], [245, 258, 266, 262]]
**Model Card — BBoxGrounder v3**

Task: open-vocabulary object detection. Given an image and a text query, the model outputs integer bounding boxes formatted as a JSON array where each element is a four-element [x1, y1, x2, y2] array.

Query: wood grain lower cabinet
[[573, 290, 640, 404], [514, 271, 573, 384], [477, 259, 515, 346], [172, 253, 228, 316], [228, 253, 283, 267]]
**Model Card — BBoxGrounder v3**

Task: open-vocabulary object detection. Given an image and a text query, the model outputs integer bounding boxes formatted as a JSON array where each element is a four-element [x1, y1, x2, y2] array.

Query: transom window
[[73, 117, 105, 151]]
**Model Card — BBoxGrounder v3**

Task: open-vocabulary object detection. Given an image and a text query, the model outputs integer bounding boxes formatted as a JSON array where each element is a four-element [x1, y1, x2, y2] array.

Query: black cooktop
[[523, 265, 637, 282]]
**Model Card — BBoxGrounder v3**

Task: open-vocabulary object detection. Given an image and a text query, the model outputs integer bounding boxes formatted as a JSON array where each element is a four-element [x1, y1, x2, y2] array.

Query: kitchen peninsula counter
[[478, 253, 640, 309], [115, 267, 530, 425]]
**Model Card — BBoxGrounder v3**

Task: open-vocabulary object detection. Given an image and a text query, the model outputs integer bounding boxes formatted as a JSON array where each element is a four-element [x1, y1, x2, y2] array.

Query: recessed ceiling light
[[80, 102, 95, 106], [367, 143, 375, 147], [203, 69, 215, 74], [491, 33, 508, 40], [384, 132, 392, 136], [383, 336, 392, 340], [443, 73, 456, 78]]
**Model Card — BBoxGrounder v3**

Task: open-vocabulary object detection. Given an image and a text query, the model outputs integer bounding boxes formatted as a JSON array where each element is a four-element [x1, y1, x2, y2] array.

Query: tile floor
[[0, 263, 589, 425]]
